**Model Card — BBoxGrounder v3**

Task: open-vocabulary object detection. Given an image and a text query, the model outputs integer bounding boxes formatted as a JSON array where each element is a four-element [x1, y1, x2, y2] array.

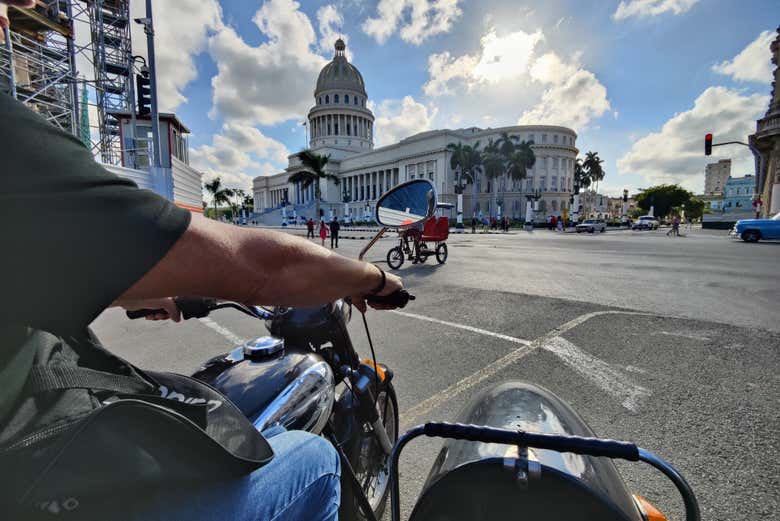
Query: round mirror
[[375, 180, 437, 227]]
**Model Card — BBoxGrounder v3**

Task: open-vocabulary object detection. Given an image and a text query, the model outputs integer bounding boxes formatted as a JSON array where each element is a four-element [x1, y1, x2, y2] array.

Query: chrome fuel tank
[[192, 338, 334, 435]]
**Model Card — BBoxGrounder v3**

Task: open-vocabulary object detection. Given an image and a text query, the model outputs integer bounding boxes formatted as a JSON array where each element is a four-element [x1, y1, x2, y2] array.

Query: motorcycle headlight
[[253, 361, 335, 436]]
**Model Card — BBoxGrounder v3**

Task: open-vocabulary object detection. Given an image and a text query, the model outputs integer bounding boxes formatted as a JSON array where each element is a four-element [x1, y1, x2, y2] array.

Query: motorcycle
[[131, 179, 699, 521]]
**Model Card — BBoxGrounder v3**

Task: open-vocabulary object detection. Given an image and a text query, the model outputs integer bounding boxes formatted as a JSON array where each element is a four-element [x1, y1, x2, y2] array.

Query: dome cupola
[[308, 39, 374, 155], [315, 40, 367, 96]]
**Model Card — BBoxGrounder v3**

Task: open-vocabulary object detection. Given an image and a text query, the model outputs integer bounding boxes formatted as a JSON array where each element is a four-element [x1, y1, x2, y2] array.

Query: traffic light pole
[[144, 0, 162, 171], [708, 139, 766, 218]]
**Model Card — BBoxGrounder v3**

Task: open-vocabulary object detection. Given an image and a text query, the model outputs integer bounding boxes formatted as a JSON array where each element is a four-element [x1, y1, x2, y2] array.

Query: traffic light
[[136, 72, 151, 115], [705, 133, 713, 156]]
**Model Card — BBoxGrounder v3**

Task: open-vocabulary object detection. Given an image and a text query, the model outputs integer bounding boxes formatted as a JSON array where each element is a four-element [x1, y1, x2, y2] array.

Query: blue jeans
[[135, 430, 341, 521]]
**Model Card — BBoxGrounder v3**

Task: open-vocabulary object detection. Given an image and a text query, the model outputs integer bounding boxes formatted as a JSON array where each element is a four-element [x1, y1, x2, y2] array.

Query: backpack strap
[[24, 366, 155, 396]]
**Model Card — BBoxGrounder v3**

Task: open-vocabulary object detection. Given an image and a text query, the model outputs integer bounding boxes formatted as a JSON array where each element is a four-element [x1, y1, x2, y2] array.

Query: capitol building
[[253, 40, 578, 223]]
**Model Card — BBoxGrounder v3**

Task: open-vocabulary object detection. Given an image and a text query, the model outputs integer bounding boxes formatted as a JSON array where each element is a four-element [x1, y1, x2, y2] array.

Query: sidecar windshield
[[408, 458, 639, 521]]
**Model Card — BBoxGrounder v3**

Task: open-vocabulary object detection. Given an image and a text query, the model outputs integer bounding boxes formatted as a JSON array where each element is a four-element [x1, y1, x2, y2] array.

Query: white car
[[576, 219, 607, 233], [632, 215, 659, 230]]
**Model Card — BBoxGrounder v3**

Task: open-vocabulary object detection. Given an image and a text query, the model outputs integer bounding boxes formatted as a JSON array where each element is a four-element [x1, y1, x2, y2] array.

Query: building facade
[[752, 26, 780, 217], [722, 175, 755, 212], [704, 159, 731, 196], [253, 40, 578, 223]]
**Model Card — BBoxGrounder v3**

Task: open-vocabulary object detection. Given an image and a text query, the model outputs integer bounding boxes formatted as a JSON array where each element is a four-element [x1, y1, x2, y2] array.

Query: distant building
[[722, 175, 755, 212], [704, 159, 731, 195], [607, 196, 636, 219], [752, 26, 780, 216], [253, 40, 578, 224]]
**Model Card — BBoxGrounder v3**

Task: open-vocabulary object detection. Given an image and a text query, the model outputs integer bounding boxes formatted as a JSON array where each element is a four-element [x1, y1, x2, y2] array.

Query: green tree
[[583, 151, 605, 193], [447, 141, 483, 216], [481, 139, 504, 217], [204, 177, 231, 219], [506, 139, 535, 191], [635, 184, 693, 218], [289, 149, 339, 220], [573, 158, 590, 193], [683, 197, 705, 220]]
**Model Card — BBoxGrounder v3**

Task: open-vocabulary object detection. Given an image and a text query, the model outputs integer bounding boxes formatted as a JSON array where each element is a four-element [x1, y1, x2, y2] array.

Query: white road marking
[[391, 310, 531, 345], [396, 310, 653, 427], [541, 336, 651, 413], [198, 317, 246, 346], [658, 330, 711, 342]]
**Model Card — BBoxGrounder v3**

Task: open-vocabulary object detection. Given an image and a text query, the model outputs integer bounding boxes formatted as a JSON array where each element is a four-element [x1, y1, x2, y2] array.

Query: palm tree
[[481, 139, 504, 217], [204, 177, 231, 219], [447, 141, 483, 217], [583, 151, 605, 193], [495, 132, 520, 209], [506, 140, 535, 189], [289, 149, 339, 220], [573, 158, 590, 193], [230, 188, 247, 218]]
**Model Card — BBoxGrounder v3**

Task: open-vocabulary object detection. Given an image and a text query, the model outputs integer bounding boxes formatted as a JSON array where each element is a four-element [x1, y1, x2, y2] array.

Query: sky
[[128, 0, 779, 196]]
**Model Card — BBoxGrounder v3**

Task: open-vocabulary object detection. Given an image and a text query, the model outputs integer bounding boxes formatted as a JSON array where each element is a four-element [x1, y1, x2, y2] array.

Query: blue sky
[[139, 0, 779, 195]]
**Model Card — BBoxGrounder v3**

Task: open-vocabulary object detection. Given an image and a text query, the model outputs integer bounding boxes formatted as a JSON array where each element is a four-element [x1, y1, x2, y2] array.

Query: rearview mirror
[[375, 180, 437, 228]]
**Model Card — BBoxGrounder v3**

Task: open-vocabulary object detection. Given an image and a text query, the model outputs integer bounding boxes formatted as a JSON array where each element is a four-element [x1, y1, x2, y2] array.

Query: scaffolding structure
[[83, 0, 131, 164], [0, 1, 79, 135], [0, 0, 134, 165]]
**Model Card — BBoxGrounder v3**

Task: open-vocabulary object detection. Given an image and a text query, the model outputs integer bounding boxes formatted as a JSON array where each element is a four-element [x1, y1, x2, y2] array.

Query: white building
[[253, 40, 578, 223], [704, 159, 731, 196]]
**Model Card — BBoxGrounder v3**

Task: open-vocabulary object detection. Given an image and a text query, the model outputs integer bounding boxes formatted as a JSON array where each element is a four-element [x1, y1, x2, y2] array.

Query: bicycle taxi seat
[[422, 216, 449, 242]]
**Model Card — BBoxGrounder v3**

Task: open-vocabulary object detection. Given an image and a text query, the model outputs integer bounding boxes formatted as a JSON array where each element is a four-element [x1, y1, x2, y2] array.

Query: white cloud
[[518, 53, 610, 130], [617, 87, 768, 191], [317, 5, 350, 58], [613, 0, 699, 21], [423, 29, 543, 95], [208, 0, 327, 125], [362, 0, 462, 45], [423, 29, 609, 131], [129, 0, 223, 112], [373, 96, 437, 146], [712, 30, 775, 83], [191, 122, 290, 191]]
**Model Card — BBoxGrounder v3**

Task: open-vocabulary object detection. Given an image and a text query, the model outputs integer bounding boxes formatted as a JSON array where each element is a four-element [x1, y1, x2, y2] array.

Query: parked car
[[731, 212, 780, 242], [576, 219, 607, 233], [632, 215, 659, 230]]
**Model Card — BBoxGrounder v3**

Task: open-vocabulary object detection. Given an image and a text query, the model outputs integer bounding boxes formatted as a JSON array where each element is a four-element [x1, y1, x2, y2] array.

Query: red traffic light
[[705, 134, 713, 156]]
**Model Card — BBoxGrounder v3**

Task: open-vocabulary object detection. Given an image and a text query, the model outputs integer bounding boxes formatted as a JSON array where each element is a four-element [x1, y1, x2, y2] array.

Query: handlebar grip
[[126, 308, 165, 319], [125, 297, 217, 320], [423, 422, 640, 461], [365, 290, 415, 309]]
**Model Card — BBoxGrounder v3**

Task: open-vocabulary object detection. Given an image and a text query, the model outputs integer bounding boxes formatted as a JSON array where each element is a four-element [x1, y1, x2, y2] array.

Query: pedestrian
[[471, 216, 477, 234], [318, 219, 329, 247], [687, 216, 693, 231], [306, 218, 314, 239], [329, 216, 340, 249], [550, 215, 557, 231], [557, 217, 563, 232]]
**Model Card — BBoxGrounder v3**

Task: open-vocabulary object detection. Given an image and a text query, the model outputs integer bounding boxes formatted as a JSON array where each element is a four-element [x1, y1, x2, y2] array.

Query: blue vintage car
[[731, 212, 780, 242]]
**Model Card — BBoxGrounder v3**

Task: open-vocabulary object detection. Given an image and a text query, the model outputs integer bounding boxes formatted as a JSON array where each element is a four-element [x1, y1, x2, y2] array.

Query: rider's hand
[[118, 297, 182, 322], [351, 266, 403, 313]]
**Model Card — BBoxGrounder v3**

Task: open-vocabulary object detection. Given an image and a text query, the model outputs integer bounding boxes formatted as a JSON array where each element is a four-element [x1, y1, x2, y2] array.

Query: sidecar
[[407, 382, 645, 521]]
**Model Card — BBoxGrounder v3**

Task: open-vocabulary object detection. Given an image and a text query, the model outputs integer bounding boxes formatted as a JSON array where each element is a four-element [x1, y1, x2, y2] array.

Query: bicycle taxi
[[386, 202, 453, 270]]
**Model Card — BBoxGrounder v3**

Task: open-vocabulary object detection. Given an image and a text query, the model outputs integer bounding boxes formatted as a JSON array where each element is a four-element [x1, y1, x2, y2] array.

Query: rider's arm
[[116, 214, 401, 308]]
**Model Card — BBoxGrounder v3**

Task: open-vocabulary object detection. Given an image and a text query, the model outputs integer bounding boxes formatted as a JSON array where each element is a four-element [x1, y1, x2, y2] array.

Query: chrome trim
[[253, 361, 335, 435]]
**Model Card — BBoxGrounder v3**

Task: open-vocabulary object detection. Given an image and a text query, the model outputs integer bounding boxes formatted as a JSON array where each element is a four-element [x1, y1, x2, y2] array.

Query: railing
[[756, 114, 780, 136]]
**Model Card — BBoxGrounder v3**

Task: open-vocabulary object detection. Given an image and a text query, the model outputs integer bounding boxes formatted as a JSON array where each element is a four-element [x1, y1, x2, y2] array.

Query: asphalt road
[[93, 227, 780, 520]]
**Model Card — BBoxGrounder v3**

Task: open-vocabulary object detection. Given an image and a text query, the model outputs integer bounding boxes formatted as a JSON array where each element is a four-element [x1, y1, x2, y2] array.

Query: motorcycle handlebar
[[125, 297, 217, 320], [365, 290, 415, 309]]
